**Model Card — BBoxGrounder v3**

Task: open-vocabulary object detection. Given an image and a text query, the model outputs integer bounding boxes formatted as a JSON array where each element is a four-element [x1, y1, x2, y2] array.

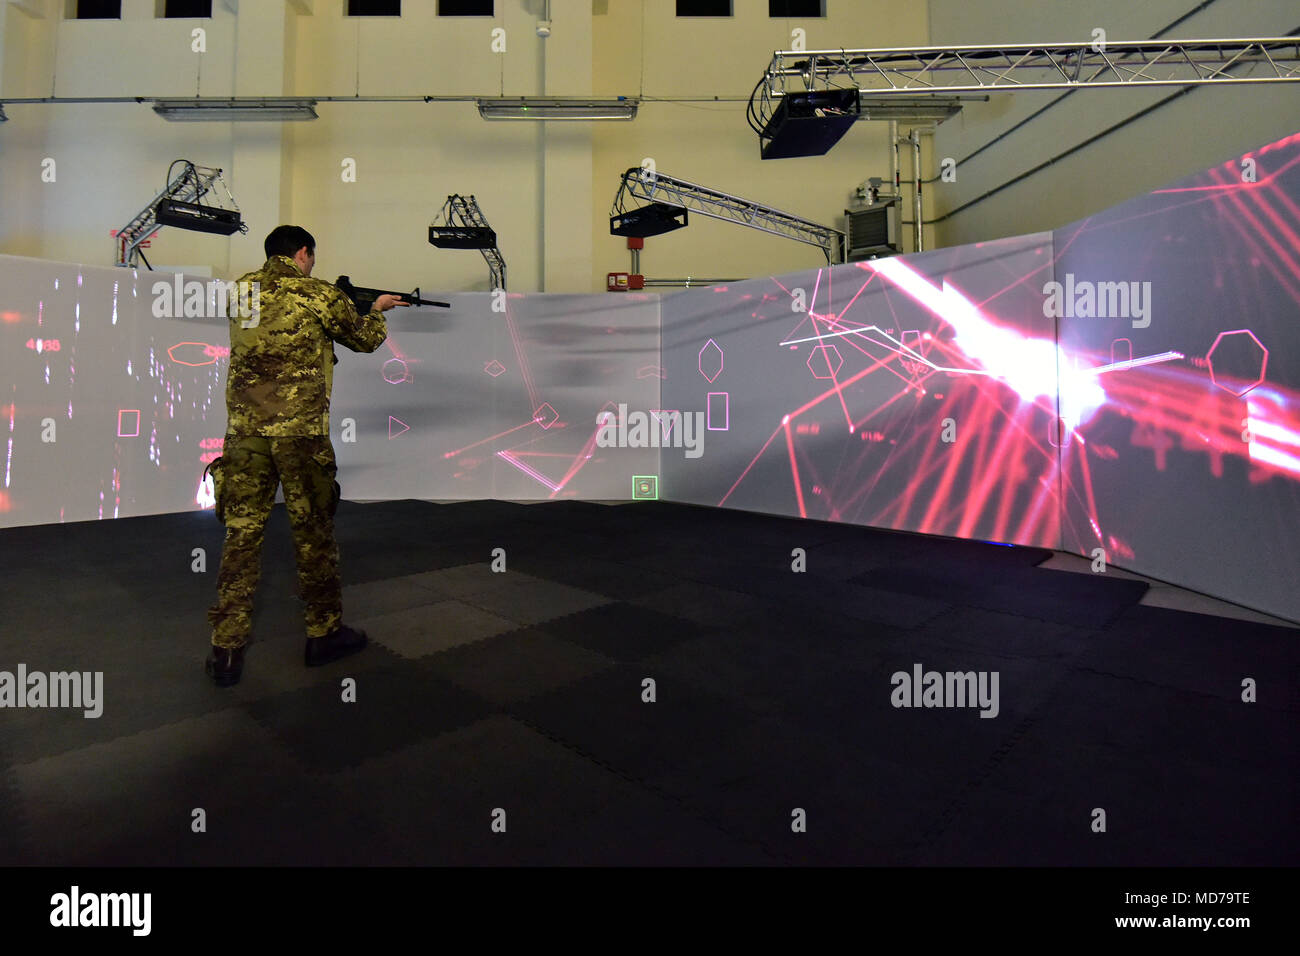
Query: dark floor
[[0, 499, 1295, 865]]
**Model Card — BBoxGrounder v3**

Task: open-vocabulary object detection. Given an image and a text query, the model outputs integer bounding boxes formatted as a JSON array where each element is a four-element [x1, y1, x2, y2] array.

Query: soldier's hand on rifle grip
[[372, 294, 409, 312]]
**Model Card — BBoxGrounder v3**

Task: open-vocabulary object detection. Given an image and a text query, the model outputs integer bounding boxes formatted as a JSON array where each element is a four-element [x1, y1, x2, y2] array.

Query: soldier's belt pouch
[[203, 457, 226, 524]]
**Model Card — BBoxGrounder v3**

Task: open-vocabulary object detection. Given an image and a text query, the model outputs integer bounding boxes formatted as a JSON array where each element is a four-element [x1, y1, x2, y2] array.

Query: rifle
[[335, 275, 451, 313]]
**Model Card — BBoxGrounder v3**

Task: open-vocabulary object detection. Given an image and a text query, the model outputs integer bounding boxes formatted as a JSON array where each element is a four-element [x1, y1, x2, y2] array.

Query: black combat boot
[[304, 625, 369, 667], [205, 644, 246, 687]]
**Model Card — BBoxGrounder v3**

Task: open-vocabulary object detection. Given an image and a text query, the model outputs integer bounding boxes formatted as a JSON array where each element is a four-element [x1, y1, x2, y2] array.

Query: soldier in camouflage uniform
[[205, 225, 407, 686]]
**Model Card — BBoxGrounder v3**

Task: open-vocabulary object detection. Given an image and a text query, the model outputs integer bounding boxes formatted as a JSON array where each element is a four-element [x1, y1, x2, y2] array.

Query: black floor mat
[[0, 499, 1292, 866]]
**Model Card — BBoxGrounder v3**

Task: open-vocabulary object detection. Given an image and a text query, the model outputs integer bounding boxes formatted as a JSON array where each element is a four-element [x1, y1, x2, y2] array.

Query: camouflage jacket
[[224, 255, 387, 437]]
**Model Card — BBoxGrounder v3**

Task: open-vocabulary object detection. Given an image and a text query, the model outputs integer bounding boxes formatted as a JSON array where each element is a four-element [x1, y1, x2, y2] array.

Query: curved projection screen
[[0, 266, 660, 526], [1053, 132, 1300, 621], [660, 232, 1061, 549], [659, 132, 1300, 622], [2, 132, 1297, 621]]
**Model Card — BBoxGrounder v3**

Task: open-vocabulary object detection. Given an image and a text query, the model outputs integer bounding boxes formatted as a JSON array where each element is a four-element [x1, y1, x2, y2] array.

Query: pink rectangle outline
[[117, 409, 140, 438], [707, 392, 729, 431]]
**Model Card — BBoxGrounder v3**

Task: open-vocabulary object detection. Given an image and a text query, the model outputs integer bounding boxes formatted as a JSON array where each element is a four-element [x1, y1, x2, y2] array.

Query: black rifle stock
[[335, 275, 451, 312]]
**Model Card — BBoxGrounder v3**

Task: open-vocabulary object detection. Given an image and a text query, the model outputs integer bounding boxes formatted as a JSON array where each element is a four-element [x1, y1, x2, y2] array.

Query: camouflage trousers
[[206, 434, 343, 648]]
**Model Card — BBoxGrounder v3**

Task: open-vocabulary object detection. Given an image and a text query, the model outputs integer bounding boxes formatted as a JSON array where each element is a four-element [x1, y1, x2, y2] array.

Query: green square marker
[[633, 475, 658, 500]]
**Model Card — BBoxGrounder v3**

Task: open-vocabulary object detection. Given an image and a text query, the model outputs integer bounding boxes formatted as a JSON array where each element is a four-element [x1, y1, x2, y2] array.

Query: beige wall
[[1, 0, 935, 291], [926, 0, 1300, 248]]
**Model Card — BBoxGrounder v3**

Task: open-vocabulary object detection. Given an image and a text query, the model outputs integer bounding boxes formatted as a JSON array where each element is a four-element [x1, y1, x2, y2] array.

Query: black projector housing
[[759, 88, 861, 159], [428, 226, 497, 249], [154, 199, 244, 235], [610, 202, 688, 238]]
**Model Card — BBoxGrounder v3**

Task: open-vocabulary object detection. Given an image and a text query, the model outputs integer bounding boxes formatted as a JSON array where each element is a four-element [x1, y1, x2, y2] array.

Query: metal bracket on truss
[[429, 194, 507, 291], [113, 160, 247, 268], [611, 167, 845, 263]]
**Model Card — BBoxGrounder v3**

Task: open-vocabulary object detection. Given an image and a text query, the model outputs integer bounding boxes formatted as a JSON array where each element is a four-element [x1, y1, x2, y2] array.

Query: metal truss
[[754, 37, 1300, 133], [113, 160, 245, 268], [432, 195, 507, 291], [612, 167, 844, 262]]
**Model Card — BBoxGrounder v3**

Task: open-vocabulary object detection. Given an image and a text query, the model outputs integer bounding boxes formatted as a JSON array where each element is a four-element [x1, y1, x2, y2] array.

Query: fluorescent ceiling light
[[856, 96, 963, 122], [477, 97, 637, 120], [152, 98, 319, 121]]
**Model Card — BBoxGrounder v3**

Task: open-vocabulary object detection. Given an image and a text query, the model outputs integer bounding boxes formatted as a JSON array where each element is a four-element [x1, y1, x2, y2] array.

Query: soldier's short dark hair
[[265, 225, 316, 260]]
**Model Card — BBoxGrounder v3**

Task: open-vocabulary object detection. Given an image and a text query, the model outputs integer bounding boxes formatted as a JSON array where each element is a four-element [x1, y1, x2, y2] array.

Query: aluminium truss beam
[[613, 168, 844, 262], [435, 194, 507, 291], [757, 37, 1300, 131], [113, 161, 245, 268], [113, 162, 232, 267]]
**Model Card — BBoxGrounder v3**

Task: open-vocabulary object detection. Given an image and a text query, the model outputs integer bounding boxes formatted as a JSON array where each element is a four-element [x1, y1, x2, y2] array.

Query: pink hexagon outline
[[699, 338, 724, 383], [1207, 329, 1268, 398], [383, 357, 410, 384], [167, 341, 218, 368], [807, 344, 843, 380]]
